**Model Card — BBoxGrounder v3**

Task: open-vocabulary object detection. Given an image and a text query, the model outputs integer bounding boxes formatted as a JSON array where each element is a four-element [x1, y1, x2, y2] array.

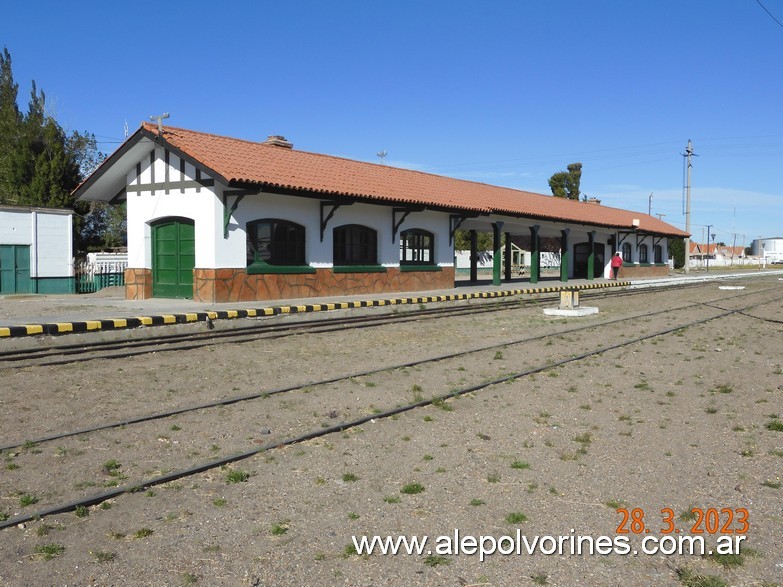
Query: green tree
[[548, 162, 582, 200], [669, 238, 685, 269], [0, 46, 115, 251], [453, 229, 495, 251], [0, 47, 24, 204], [76, 201, 126, 252]]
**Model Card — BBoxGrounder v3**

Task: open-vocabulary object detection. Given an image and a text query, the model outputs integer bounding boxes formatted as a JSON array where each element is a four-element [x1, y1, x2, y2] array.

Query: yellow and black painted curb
[[0, 281, 630, 339]]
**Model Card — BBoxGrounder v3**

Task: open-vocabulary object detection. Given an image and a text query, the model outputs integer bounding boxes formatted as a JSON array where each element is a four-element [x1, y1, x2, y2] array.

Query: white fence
[[455, 250, 561, 271], [75, 253, 128, 293]]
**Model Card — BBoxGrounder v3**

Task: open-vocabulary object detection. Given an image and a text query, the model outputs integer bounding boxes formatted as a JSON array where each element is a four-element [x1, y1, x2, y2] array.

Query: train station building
[[74, 123, 689, 303]]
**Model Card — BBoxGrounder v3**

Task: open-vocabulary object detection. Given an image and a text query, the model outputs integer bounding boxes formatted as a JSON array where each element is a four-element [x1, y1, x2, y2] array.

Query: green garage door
[[0, 245, 31, 294], [152, 218, 195, 298]]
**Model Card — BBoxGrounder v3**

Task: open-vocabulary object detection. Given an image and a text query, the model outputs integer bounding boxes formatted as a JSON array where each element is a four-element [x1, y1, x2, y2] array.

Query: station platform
[[0, 270, 780, 339]]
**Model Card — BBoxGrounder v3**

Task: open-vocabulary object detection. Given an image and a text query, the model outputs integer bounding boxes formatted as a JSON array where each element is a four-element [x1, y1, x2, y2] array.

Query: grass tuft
[[33, 543, 65, 560], [19, 494, 38, 507], [401, 482, 425, 495], [423, 554, 451, 567], [92, 550, 115, 563], [766, 419, 783, 432], [675, 567, 727, 587], [505, 512, 529, 524], [225, 469, 250, 484]]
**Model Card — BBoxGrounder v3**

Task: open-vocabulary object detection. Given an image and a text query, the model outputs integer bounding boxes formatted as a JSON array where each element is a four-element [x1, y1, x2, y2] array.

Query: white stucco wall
[[126, 147, 219, 269], [34, 212, 73, 277], [229, 192, 454, 268], [0, 208, 72, 277], [0, 209, 31, 246]]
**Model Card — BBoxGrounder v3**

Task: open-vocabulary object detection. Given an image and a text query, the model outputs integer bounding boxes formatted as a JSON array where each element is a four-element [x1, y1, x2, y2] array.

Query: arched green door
[[152, 218, 195, 298]]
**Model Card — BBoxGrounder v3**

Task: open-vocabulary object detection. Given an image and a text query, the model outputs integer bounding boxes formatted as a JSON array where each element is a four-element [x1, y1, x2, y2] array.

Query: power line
[[755, 0, 783, 28]]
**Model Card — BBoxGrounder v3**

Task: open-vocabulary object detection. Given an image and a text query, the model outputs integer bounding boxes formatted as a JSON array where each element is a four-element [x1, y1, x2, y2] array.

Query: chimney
[[263, 135, 293, 149]]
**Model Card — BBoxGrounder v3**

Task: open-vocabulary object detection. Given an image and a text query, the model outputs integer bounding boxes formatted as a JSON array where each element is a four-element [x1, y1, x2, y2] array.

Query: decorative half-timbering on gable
[[125, 147, 215, 197]]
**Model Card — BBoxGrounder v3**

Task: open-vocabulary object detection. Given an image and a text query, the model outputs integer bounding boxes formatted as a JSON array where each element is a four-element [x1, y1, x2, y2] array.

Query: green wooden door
[[152, 218, 195, 298], [0, 245, 31, 294]]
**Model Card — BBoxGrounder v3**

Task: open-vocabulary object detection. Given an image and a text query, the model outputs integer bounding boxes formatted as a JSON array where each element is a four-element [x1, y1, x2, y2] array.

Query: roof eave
[[228, 179, 489, 215], [73, 126, 152, 201], [74, 126, 231, 202]]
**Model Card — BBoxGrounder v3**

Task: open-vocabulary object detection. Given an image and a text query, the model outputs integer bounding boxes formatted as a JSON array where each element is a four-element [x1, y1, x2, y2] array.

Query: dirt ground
[[0, 280, 781, 587]]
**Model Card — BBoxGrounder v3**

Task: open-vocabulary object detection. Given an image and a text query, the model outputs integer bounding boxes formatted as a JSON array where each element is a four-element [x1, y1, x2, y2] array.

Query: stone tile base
[[615, 265, 669, 279], [125, 268, 153, 300], [191, 267, 456, 303]]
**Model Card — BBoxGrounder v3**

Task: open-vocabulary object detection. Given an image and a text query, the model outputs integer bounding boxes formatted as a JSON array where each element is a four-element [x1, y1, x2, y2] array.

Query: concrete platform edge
[[0, 281, 629, 339]]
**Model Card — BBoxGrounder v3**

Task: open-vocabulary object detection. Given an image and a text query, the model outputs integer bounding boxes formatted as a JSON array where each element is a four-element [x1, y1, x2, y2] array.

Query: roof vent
[[586, 197, 601, 204], [263, 135, 293, 149]]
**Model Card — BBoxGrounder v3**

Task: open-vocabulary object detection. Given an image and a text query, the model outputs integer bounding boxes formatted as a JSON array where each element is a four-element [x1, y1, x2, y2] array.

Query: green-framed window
[[400, 229, 434, 265], [621, 242, 632, 262], [334, 224, 377, 265], [247, 219, 306, 266], [639, 243, 649, 264], [654, 244, 663, 264]]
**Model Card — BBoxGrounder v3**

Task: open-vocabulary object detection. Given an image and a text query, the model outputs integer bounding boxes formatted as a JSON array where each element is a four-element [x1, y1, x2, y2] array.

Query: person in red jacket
[[610, 252, 623, 279]]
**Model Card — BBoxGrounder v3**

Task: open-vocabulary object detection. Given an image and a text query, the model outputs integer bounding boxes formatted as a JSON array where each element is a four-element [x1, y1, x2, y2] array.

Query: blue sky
[[4, 1, 782, 245]]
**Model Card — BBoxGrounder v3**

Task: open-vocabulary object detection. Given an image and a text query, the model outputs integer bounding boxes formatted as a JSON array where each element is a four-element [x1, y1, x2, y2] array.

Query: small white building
[[0, 205, 73, 294]]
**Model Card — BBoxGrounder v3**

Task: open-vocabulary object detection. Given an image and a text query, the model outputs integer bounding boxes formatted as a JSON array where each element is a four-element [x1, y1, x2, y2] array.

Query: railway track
[[2, 283, 774, 453], [1, 283, 780, 530], [0, 278, 724, 368]]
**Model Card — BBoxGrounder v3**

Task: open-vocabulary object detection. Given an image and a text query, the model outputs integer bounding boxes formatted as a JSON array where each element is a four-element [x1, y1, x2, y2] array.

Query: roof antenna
[[149, 112, 170, 134], [377, 150, 388, 164]]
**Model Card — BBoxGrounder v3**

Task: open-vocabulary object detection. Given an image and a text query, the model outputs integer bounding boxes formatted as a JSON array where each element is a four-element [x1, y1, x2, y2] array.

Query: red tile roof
[[690, 242, 746, 256], [126, 123, 689, 237]]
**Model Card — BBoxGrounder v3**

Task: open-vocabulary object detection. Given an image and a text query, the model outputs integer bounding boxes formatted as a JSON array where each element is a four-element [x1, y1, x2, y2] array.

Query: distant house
[[0, 205, 73, 294], [74, 123, 688, 302], [688, 242, 749, 267]]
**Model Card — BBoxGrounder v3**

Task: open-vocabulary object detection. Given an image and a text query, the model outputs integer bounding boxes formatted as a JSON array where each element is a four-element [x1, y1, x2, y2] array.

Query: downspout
[[31, 210, 38, 293]]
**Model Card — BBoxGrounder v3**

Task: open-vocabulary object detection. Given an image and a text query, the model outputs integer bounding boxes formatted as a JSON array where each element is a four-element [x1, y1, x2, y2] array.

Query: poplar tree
[[0, 47, 24, 203], [0, 46, 122, 251]]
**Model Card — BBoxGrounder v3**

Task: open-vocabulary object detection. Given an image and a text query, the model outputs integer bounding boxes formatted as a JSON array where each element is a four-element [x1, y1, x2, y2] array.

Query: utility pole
[[705, 224, 712, 272], [683, 140, 694, 274], [731, 232, 737, 267], [731, 207, 736, 266], [648, 192, 653, 215], [741, 234, 746, 265]]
